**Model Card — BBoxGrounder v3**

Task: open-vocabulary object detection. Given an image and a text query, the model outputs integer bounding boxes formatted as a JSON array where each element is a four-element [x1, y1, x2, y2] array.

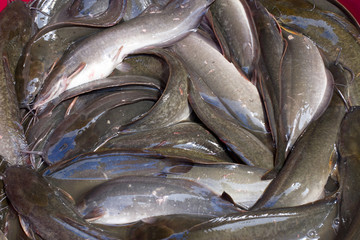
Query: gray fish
[[39, 75, 162, 116], [112, 54, 169, 83], [260, 0, 360, 106], [166, 163, 271, 209], [252, 92, 345, 209], [264, 28, 334, 179], [16, 26, 100, 108], [125, 214, 213, 240], [209, 0, 260, 77], [3, 166, 117, 240], [172, 32, 268, 135], [98, 122, 233, 163], [249, 1, 284, 157], [33, 0, 215, 110], [188, 73, 274, 169], [43, 89, 159, 164], [118, 49, 191, 133], [77, 176, 241, 225], [167, 196, 338, 240], [337, 107, 360, 236], [0, 1, 32, 165], [42, 150, 197, 201]]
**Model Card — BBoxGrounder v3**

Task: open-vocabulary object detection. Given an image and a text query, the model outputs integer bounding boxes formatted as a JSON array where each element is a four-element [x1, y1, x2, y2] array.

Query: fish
[[118, 49, 191, 133], [97, 121, 233, 163], [259, 0, 360, 106], [125, 214, 213, 240], [16, 26, 100, 109], [252, 92, 346, 209], [166, 162, 271, 209], [43, 88, 159, 164], [264, 27, 334, 179], [188, 72, 274, 169], [208, 0, 260, 77], [42, 150, 196, 201], [0, 1, 32, 165], [337, 107, 360, 236], [38, 74, 163, 116], [33, 0, 215, 111], [3, 166, 118, 240], [166, 196, 338, 240], [172, 32, 268, 136], [77, 176, 241, 225]]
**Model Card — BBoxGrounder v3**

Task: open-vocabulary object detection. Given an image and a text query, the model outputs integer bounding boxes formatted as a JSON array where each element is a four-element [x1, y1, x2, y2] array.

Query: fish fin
[[112, 46, 124, 62], [220, 191, 236, 205], [65, 96, 79, 116], [44, 57, 60, 79], [115, 62, 132, 72], [83, 207, 105, 222], [57, 187, 75, 205], [67, 62, 86, 81], [139, 4, 163, 17], [19, 215, 36, 240]]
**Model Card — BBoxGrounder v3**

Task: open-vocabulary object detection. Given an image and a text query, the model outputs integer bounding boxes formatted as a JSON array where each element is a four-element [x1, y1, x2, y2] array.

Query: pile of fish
[[0, 0, 359, 239]]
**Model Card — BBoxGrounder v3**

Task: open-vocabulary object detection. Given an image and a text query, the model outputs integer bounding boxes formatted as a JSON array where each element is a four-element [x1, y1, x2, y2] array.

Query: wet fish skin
[[0, 1, 32, 165], [39, 75, 163, 116], [118, 49, 191, 133], [77, 176, 241, 225], [33, 0, 215, 110], [249, 1, 284, 156], [16, 26, 100, 109], [259, 0, 360, 106], [43, 89, 159, 164], [126, 214, 213, 240], [188, 72, 274, 169], [264, 28, 334, 179], [166, 162, 271, 209], [252, 92, 346, 209], [42, 150, 197, 202], [166, 196, 338, 240], [98, 121, 233, 163], [172, 32, 268, 135], [337, 107, 360, 236], [209, 0, 260, 77], [3, 166, 118, 240]]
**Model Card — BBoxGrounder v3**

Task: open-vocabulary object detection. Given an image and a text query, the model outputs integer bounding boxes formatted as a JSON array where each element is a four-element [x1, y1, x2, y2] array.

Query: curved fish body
[[167, 197, 338, 240], [252, 92, 346, 209], [3, 166, 117, 240], [172, 32, 268, 135], [43, 89, 159, 164], [337, 107, 360, 236], [33, 0, 215, 110], [39, 75, 163, 116], [0, 1, 32, 165], [98, 122, 233, 163], [166, 163, 271, 209], [264, 28, 334, 179], [188, 73, 274, 169], [119, 49, 191, 133], [281, 29, 333, 154], [209, 0, 260, 77], [77, 176, 241, 225], [249, 1, 284, 158], [16, 26, 100, 108], [43, 150, 196, 201], [259, 0, 360, 106]]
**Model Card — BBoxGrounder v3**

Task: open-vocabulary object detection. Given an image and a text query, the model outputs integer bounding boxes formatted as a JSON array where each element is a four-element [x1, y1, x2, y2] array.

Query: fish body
[[34, 0, 214, 110]]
